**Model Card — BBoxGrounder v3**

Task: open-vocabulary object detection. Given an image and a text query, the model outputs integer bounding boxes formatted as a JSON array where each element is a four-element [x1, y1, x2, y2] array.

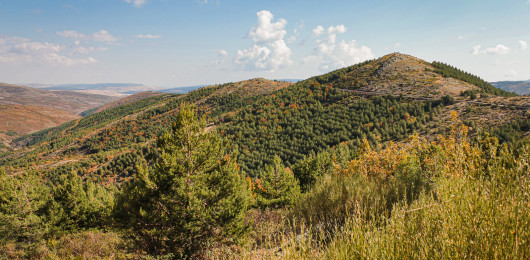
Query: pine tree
[[256, 155, 300, 209], [115, 104, 250, 256], [0, 170, 53, 245], [52, 171, 114, 230]]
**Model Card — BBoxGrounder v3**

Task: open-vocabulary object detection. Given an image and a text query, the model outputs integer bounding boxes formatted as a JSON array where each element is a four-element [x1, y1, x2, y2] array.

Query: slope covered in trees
[[1, 53, 529, 258]]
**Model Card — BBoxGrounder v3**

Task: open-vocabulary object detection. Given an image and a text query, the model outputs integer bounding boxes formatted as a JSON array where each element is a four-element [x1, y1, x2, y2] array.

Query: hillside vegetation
[[0, 53, 529, 258], [0, 82, 119, 142], [0, 105, 80, 147]]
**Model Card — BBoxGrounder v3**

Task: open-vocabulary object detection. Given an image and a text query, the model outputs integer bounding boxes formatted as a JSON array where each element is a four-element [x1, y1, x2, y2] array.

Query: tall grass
[[262, 117, 530, 259]]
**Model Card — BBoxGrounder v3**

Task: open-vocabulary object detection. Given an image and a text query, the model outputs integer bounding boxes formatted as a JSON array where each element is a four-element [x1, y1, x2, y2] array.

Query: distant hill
[[0, 104, 81, 148], [159, 79, 296, 94], [491, 80, 530, 95], [27, 83, 160, 97], [0, 82, 118, 114], [0, 82, 119, 142], [159, 85, 208, 94], [89, 91, 165, 115]]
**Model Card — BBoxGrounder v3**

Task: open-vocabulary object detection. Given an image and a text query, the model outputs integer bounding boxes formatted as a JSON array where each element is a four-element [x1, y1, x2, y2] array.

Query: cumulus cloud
[[312, 26, 324, 37], [247, 11, 287, 44], [519, 40, 528, 51], [0, 35, 96, 66], [306, 24, 374, 71], [471, 44, 510, 55], [92, 30, 119, 42], [235, 10, 293, 71], [124, 0, 147, 8], [211, 49, 228, 65], [57, 29, 119, 43], [135, 34, 161, 39]]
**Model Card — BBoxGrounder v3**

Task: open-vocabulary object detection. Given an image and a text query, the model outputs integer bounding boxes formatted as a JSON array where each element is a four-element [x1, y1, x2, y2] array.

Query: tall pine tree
[[115, 103, 250, 256]]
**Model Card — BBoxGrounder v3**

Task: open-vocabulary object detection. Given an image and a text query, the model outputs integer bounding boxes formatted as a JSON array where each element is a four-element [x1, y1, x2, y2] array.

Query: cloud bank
[[0, 35, 97, 66]]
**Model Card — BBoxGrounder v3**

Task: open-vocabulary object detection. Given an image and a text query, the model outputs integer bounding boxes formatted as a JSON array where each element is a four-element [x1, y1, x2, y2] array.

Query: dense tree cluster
[[221, 80, 446, 176]]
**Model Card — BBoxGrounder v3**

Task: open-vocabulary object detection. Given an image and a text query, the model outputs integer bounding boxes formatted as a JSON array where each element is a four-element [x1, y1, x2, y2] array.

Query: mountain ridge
[[2, 53, 528, 179]]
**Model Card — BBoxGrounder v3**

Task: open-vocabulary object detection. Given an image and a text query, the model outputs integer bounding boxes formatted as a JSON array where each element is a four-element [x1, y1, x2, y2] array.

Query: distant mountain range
[[490, 80, 530, 95], [25, 83, 160, 97]]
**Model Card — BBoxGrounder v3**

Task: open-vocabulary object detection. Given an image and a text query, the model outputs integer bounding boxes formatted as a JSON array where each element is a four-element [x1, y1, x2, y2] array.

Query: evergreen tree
[[256, 155, 300, 209], [0, 170, 53, 245], [115, 104, 250, 256], [52, 171, 114, 230]]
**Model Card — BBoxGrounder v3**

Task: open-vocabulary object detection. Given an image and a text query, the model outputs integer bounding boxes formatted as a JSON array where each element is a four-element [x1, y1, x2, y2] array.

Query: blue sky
[[1, 0, 529, 88]]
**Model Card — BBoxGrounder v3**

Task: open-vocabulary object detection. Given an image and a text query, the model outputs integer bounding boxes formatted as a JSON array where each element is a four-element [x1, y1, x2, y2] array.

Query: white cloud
[[57, 29, 119, 43], [124, 0, 147, 8], [135, 34, 162, 39], [247, 10, 287, 45], [57, 30, 85, 39], [92, 30, 119, 42], [471, 44, 510, 55], [211, 49, 228, 65], [307, 24, 374, 71], [0, 34, 96, 66], [505, 70, 517, 77], [73, 46, 108, 55], [312, 26, 324, 37], [458, 35, 464, 40], [519, 40, 528, 51], [471, 45, 482, 55], [235, 10, 293, 71]]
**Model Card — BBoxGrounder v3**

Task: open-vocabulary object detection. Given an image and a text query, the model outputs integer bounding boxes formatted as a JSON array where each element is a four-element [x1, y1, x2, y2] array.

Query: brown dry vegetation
[[0, 82, 117, 114], [0, 104, 80, 144], [344, 53, 479, 98], [202, 78, 292, 101]]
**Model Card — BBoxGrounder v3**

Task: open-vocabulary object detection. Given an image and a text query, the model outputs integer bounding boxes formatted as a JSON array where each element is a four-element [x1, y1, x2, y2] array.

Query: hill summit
[[324, 52, 480, 98]]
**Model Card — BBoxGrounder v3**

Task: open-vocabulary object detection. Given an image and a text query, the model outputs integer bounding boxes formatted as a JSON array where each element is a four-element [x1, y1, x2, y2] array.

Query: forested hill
[[1, 53, 528, 180], [1, 53, 529, 258]]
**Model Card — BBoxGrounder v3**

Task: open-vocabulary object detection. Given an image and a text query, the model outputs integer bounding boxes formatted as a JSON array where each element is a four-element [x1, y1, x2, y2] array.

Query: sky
[[1, 0, 529, 88]]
